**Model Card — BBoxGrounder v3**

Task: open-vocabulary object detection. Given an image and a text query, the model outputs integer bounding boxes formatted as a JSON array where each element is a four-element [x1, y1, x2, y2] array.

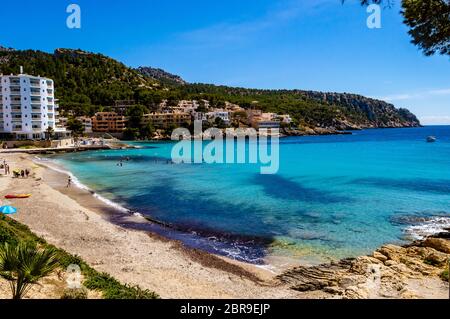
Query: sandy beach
[[0, 152, 448, 299], [0, 152, 306, 299]]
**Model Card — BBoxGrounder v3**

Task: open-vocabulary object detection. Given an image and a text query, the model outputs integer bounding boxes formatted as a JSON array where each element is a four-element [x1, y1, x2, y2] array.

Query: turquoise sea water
[[51, 126, 450, 264]]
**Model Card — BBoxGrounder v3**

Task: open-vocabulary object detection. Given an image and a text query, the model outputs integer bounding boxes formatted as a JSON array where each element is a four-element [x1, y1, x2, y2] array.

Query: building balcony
[[30, 81, 40, 87]]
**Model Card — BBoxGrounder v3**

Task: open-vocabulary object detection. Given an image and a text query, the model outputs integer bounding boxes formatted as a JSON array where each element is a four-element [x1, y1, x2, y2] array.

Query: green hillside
[[0, 48, 421, 130]]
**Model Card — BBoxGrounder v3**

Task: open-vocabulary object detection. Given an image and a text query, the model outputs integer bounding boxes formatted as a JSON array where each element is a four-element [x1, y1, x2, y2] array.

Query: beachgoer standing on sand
[[20, 170, 25, 178], [25, 169, 30, 178], [67, 176, 72, 188]]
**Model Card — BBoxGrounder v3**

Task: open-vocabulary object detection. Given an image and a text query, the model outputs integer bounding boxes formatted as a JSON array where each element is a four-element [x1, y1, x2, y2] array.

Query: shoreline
[[1, 152, 304, 298], [0, 152, 448, 298], [35, 148, 450, 267], [35, 156, 280, 267]]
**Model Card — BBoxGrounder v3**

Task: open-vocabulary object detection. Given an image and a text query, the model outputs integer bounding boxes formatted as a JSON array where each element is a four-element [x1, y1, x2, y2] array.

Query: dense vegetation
[[0, 215, 159, 299], [0, 48, 420, 130]]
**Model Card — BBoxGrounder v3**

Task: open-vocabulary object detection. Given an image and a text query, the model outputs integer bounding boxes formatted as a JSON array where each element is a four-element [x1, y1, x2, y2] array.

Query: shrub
[[57, 253, 85, 269], [423, 256, 442, 267], [61, 288, 88, 299], [84, 272, 159, 299], [0, 242, 60, 299], [0, 226, 18, 245], [441, 269, 449, 281]]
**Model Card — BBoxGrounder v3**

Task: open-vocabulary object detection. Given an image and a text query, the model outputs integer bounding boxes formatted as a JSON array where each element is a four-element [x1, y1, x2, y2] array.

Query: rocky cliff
[[297, 90, 421, 128], [135, 66, 186, 85]]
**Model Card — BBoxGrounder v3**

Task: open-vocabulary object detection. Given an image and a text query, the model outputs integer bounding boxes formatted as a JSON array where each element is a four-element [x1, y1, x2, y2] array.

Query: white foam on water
[[404, 216, 450, 240], [34, 156, 130, 214]]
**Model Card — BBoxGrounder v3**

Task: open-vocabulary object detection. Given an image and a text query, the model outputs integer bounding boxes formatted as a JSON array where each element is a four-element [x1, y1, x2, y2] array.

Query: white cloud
[[419, 116, 450, 125], [429, 88, 450, 95], [380, 88, 450, 101]]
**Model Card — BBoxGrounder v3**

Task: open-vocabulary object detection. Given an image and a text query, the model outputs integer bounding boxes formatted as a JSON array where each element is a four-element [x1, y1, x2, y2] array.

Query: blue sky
[[1, 0, 449, 124]]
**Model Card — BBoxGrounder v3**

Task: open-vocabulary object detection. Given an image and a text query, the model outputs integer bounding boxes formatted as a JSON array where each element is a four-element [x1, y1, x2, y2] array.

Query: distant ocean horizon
[[50, 126, 450, 266]]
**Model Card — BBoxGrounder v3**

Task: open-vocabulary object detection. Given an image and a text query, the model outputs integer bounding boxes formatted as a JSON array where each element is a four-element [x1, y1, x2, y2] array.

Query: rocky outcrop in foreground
[[278, 231, 450, 299]]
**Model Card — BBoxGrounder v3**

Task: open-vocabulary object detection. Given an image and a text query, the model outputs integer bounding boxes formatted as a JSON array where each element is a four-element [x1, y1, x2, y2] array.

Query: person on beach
[[20, 170, 25, 178], [67, 176, 72, 188], [25, 169, 30, 178], [5, 164, 10, 175]]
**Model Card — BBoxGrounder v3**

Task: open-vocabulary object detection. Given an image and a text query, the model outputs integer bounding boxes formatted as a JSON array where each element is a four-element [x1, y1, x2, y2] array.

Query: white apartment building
[[0, 72, 68, 140]]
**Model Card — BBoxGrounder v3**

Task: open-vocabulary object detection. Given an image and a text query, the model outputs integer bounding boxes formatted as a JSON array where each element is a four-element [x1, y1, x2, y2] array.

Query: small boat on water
[[426, 136, 437, 143], [4, 194, 32, 199]]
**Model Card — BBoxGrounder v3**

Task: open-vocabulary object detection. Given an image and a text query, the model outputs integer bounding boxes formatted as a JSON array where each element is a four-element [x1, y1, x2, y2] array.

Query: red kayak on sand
[[4, 194, 32, 199]]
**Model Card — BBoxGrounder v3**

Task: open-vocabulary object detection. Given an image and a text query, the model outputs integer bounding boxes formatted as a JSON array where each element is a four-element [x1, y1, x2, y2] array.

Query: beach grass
[[0, 214, 159, 299]]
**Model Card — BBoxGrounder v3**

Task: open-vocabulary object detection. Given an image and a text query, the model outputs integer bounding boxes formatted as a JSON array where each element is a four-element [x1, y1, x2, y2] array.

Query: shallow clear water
[[52, 126, 450, 264]]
